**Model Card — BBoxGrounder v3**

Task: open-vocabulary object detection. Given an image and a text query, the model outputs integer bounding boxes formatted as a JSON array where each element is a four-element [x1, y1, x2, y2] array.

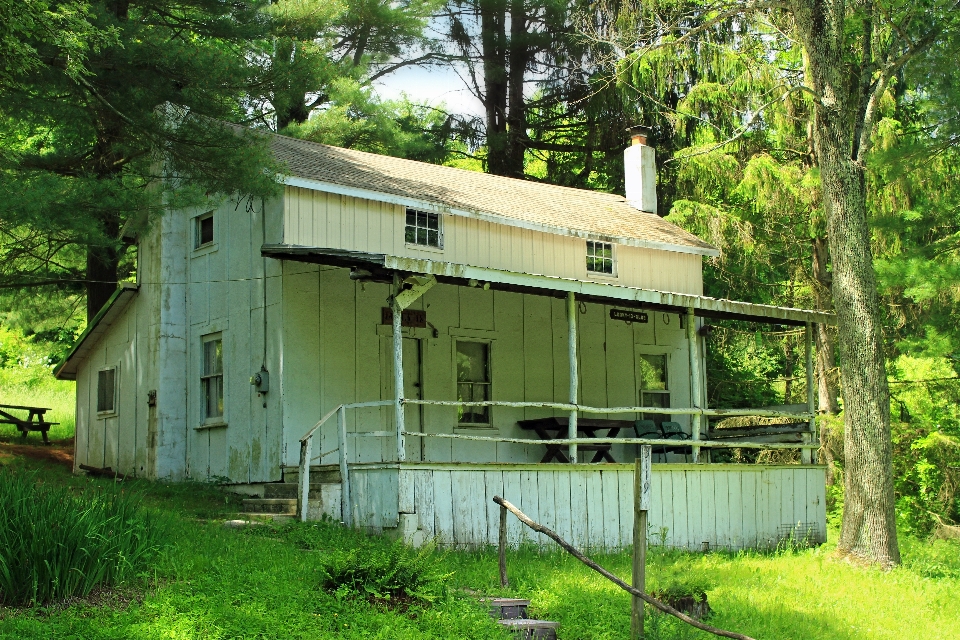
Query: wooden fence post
[[337, 405, 352, 527], [632, 445, 652, 639], [499, 504, 509, 587], [803, 322, 815, 465], [299, 436, 312, 522], [567, 291, 579, 463]]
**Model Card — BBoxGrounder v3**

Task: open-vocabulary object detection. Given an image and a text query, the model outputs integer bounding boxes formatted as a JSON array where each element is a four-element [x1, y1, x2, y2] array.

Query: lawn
[[0, 446, 957, 640], [0, 366, 75, 443]]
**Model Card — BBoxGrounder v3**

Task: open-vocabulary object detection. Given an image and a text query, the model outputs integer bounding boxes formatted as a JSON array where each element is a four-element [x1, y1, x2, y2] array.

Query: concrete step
[[498, 619, 558, 640], [263, 483, 328, 499], [488, 598, 530, 620], [235, 513, 295, 524], [242, 498, 296, 515], [283, 469, 341, 485]]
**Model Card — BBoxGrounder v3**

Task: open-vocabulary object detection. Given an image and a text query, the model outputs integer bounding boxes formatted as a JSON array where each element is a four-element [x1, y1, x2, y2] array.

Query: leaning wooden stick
[[493, 496, 757, 640]]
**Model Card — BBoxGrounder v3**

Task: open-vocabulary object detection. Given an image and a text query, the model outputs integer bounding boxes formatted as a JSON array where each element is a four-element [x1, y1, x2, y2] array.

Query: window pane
[[428, 213, 439, 229], [417, 227, 426, 245], [642, 391, 670, 409], [97, 369, 115, 412], [203, 339, 222, 375], [405, 226, 416, 243], [638, 354, 667, 390], [198, 216, 214, 246], [458, 382, 489, 423], [406, 210, 416, 226], [427, 230, 439, 247], [457, 342, 488, 383], [417, 211, 427, 228]]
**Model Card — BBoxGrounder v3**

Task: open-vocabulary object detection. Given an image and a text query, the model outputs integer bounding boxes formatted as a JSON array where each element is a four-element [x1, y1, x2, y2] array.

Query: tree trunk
[[812, 236, 841, 484], [504, 0, 528, 178], [812, 237, 840, 414], [86, 240, 120, 321], [480, 0, 509, 175], [792, 0, 900, 566]]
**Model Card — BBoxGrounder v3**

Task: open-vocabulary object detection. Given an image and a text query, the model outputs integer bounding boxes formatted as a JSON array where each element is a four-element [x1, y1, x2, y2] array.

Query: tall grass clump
[[0, 471, 159, 606]]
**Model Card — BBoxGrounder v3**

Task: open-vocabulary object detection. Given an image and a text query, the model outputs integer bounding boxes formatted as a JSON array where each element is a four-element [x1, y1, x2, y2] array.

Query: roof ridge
[[271, 132, 628, 201]]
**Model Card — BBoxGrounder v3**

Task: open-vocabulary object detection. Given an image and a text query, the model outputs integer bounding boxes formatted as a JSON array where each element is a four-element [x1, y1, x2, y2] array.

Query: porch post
[[567, 291, 578, 463], [393, 274, 406, 462], [803, 322, 815, 465], [687, 307, 702, 462]]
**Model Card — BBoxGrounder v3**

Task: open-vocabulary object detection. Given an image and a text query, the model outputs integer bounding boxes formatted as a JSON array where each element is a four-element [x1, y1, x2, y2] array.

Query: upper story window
[[97, 367, 117, 414], [201, 334, 224, 422], [195, 211, 214, 249], [586, 241, 614, 275], [405, 208, 442, 248]]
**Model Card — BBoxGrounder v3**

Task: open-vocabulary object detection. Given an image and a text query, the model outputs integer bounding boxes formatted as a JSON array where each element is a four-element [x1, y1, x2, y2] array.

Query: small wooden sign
[[610, 308, 649, 324], [381, 307, 427, 328]]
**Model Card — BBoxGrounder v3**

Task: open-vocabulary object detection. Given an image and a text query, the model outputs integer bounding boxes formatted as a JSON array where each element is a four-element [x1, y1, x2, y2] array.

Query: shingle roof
[[270, 133, 719, 256]]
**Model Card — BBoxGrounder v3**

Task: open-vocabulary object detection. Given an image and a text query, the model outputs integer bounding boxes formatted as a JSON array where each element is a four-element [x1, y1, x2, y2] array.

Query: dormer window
[[405, 209, 442, 248], [586, 241, 614, 275]]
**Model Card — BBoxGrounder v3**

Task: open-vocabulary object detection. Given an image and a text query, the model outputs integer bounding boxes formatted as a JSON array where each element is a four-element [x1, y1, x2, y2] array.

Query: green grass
[[0, 470, 159, 606], [0, 367, 75, 442], [0, 452, 958, 639]]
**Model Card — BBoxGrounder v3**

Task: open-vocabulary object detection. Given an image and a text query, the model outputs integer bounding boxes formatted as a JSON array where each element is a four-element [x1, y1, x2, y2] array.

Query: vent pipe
[[624, 126, 657, 214]]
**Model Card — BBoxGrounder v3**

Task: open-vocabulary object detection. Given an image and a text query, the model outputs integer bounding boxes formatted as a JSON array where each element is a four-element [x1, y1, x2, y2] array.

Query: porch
[[269, 247, 832, 550], [289, 460, 826, 551]]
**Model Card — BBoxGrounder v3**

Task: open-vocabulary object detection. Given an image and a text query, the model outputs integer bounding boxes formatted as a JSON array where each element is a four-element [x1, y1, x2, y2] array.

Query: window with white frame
[[195, 211, 214, 249], [97, 367, 117, 414], [586, 241, 614, 274], [638, 353, 670, 421], [201, 334, 224, 421], [456, 341, 490, 425], [405, 208, 442, 248]]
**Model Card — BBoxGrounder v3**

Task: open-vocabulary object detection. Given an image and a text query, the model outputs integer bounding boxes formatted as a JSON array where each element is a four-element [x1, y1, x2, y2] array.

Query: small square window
[[405, 208, 442, 248], [97, 368, 117, 413], [586, 241, 614, 275], [196, 212, 214, 249], [201, 335, 224, 421], [456, 341, 490, 425]]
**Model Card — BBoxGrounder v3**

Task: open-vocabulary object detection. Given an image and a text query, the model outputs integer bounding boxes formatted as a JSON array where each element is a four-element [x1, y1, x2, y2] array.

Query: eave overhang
[[53, 283, 139, 381], [261, 244, 834, 326]]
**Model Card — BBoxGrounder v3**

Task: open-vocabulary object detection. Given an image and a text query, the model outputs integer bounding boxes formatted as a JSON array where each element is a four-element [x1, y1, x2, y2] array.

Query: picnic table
[[0, 404, 58, 444], [517, 417, 635, 463]]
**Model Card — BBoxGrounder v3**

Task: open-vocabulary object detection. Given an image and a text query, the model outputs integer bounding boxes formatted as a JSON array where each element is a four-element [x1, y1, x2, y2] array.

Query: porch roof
[[261, 244, 834, 326]]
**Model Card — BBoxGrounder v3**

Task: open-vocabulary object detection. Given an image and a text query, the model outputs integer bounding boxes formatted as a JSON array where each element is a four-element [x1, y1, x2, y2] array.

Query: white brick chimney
[[624, 126, 657, 214]]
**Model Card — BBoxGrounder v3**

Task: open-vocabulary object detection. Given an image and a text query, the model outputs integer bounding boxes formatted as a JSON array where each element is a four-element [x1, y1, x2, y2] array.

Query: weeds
[[0, 471, 159, 606], [257, 521, 453, 604]]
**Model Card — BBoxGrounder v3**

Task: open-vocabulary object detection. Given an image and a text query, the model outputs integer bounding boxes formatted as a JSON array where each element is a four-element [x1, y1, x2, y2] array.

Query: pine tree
[[0, 1, 279, 320]]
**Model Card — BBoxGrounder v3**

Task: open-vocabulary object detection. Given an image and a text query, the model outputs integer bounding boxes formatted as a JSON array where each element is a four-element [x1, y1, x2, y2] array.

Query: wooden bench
[[0, 404, 58, 444]]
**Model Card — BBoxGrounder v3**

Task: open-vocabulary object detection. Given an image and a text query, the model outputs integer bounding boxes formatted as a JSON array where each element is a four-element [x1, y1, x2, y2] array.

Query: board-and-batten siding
[[347, 465, 828, 551], [282, 186, 704, 296], [279, 264, 693, 467]]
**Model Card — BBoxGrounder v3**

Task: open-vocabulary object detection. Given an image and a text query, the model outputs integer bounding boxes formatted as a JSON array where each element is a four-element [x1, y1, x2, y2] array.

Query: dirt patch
[[0, 438, 74, 470]]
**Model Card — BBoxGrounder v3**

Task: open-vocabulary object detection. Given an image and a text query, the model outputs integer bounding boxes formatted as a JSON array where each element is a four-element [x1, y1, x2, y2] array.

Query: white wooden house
[[55, 129, 832, 550]]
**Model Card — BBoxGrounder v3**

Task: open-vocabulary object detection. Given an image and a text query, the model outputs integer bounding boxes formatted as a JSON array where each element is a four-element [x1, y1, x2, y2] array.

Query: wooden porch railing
[[298, 398, 817, 524]]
